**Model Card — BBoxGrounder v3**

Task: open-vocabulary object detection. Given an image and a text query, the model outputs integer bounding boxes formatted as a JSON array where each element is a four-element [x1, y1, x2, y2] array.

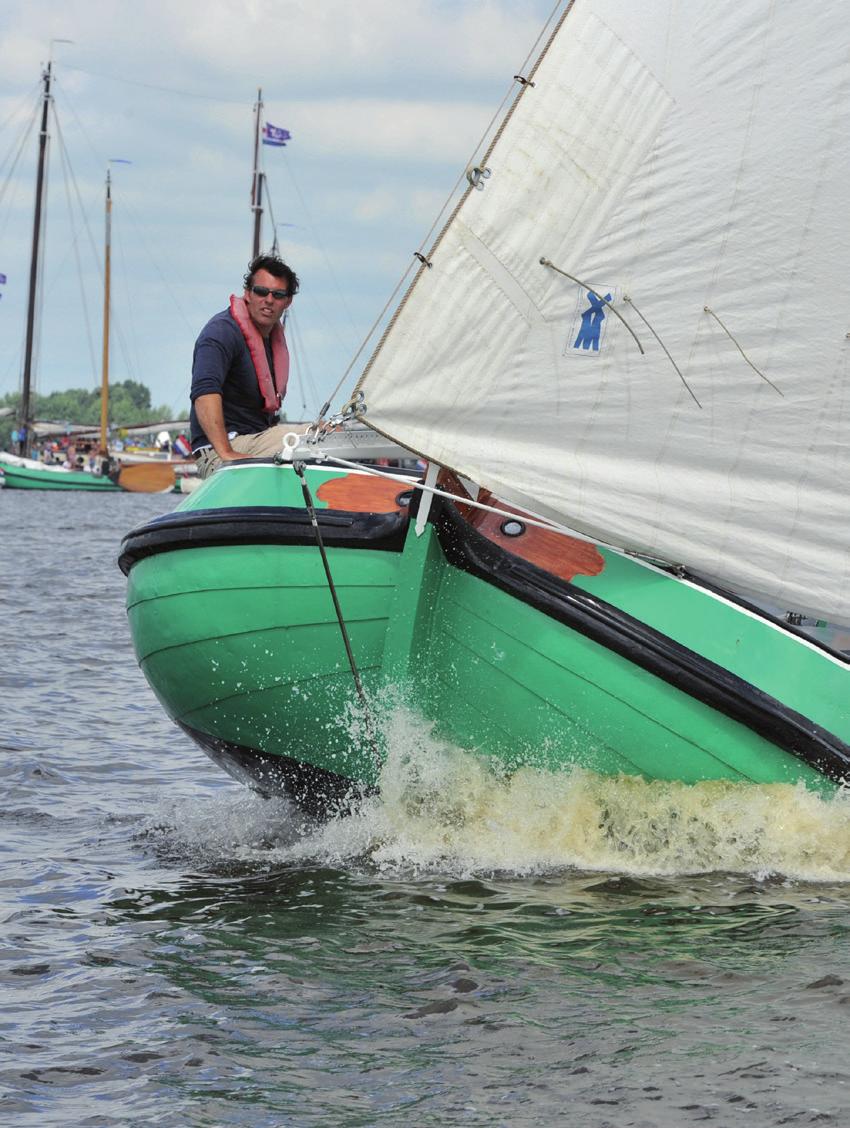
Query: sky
[[0, 0, 556, 423]]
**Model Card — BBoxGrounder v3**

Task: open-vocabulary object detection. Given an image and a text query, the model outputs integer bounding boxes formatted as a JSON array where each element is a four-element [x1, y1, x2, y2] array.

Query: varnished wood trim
[[316, 472, 416, 514], [436, 468, 604, 582]]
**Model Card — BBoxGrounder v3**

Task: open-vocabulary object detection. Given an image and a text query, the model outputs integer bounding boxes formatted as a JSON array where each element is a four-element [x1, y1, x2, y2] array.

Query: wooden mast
[[18, 62, 52, 456], [251, 87, 264, 258], [99, 168, 112, 457]]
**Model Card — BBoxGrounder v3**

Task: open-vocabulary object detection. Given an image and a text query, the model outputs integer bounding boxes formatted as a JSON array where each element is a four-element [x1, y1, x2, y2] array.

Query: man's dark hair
[[244, 254, 300, 295]]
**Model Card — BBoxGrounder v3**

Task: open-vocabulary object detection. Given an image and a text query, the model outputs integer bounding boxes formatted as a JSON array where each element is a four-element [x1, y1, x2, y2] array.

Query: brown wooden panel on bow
[[315, 472, 416, 513], [437, 468, 604, 582]]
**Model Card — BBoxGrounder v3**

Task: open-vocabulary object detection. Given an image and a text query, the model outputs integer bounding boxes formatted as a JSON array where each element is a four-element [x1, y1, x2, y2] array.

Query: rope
[[51, 110, 98, 386], [59, 64, 251, 106], [313, 259, 418, 423], [540, 258, 645, 355], [703, 306, 784, 396], [273, 152, 361, 344], [0, 79, 42, 143], [293, 460, 382, 771], [49, 101, 102, 285], [303, 451, 629, 554], [0, 95, 40, 238], [0, 89, 40, 194], [623, 296, 701, 407], [284, 310, 312, 419], [315, 0, 573, 423]]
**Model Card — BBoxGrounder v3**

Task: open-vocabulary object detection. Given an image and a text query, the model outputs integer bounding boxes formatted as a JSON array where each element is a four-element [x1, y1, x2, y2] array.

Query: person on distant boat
[[189, 253, 299, 478]]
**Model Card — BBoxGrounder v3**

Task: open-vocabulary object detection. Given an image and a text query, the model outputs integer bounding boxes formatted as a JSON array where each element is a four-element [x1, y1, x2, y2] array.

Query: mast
[[251, 87, 264, 258], [19, 62, 52, 456], [99, 168, 112, 456]]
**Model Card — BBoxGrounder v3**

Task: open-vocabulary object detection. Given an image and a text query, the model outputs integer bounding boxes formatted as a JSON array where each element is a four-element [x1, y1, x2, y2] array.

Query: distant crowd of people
[[38, 439, 95, 470], [29, 429, 190, 471]]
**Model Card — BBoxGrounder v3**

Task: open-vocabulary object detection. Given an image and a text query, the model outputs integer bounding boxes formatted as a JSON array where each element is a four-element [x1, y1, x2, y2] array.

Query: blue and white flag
[[262, 122, 291, 147]]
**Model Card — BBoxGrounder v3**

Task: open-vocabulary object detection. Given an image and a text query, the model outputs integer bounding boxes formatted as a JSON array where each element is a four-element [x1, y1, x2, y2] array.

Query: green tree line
[[0, 380, 177, 450]]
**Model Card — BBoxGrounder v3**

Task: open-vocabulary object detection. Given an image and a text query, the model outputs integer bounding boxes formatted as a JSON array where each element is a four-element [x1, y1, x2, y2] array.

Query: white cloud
[[88, 0, 550, 88], [282, 97, 496, 162], [0, 0, 556, 415], [349, 184, 447, 227]]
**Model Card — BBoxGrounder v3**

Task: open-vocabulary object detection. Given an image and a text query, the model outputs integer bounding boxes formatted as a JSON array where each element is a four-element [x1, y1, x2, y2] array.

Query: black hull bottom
[[177, 722, 373, 820]]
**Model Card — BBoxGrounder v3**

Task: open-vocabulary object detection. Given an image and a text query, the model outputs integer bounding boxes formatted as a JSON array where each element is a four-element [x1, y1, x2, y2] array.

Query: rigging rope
[[112, 212, 141, 385], [55, 71, 214, 414], [52, 108, 98, 385], [0, 79, 42, 143], [49, 101, 102, 286], [313, 0, 571, 424], [623, 296, 701, 407], [303, 450, 632, 553], [292, 460, 382, 772], [0, 94, 40, 232], [59, 64, 250, 106], [272, 153, 361, 346], [540, 258, 645, 355], [285, 309, 317, 420], [52, 78, 160, 398], [703, 307, 783, 396]]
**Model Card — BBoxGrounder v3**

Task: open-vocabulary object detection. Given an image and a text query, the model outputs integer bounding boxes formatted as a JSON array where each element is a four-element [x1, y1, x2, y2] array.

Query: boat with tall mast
[[251, 87, 265, 259], [120, 0, 850, 815], [0, 68, 175, 492], [17, 61, 51, 461]]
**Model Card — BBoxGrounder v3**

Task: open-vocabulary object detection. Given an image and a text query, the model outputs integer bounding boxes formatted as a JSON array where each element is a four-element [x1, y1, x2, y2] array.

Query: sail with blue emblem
[[356, 0, 850, 624]]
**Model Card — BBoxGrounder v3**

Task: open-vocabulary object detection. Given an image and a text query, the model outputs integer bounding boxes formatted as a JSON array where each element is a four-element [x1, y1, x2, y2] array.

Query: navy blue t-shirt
[[189, 308, 278, 452]]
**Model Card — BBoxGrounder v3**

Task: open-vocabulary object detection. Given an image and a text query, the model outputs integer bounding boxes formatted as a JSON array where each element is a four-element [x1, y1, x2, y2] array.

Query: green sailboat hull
[[0, 462, 120, 491], [121, 463, 850, 810]]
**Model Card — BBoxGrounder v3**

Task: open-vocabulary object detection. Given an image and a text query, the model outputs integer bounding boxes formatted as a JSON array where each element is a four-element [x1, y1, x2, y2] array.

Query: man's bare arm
[[194, 394, 242, 460]]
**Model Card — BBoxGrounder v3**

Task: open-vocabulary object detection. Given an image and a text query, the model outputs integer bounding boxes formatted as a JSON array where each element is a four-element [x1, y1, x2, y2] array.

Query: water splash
[[146, 707, 850, 882]]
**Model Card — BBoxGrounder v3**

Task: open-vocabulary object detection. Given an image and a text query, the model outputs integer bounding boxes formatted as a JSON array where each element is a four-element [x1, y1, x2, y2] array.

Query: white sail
[[357, 0, 850, 622]]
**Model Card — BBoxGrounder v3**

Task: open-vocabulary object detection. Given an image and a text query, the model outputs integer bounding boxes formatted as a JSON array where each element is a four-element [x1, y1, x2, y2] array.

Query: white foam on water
[[143, 790, 310, 862], [146, 706, 850, 882]]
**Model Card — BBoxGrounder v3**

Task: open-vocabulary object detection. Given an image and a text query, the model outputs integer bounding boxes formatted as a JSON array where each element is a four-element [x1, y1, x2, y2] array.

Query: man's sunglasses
[[249, 285, 289, 299]]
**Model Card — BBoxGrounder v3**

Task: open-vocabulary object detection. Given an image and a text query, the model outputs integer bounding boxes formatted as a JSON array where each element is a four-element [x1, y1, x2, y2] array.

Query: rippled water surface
[[3, 489, 850, 1127]]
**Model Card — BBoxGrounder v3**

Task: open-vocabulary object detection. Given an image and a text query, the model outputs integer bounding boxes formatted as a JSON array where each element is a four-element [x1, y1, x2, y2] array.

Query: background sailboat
[[0, 67, 175, 493]]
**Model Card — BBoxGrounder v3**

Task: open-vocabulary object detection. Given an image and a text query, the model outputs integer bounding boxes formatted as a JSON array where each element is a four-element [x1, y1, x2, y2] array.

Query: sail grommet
[[414, 252, 433, 269], [466, 165, 492, 191], [513, 74, 536, 87]]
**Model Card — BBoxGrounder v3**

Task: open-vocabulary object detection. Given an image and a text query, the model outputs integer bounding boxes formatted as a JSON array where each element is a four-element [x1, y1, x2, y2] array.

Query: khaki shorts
[[195, 424, 306, 479]]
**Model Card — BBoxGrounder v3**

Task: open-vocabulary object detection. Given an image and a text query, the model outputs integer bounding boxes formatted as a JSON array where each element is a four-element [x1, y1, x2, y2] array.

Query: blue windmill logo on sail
[[565, 285, 616, 356], [574, 291, 612, 350]]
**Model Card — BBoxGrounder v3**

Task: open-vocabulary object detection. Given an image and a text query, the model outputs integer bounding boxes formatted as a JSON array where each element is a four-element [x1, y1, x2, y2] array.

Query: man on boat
[[190, 253, 299, 478]]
